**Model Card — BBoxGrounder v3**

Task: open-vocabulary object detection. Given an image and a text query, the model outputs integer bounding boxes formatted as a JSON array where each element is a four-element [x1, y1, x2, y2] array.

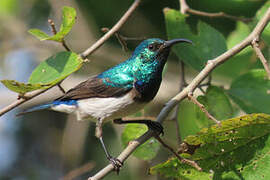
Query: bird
[[19, 38, 192, 171]]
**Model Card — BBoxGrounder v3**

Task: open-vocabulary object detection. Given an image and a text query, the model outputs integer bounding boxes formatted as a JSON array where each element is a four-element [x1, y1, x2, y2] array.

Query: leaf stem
[[48, 19, 71, 51]]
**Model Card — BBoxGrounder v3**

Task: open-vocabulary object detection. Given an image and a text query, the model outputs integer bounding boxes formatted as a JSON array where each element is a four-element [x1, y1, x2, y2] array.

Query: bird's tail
[[16, 103, 53, 116]]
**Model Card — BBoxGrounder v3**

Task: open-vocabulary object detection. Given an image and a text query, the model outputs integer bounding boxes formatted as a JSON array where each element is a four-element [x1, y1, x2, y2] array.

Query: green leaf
[[164, 8, 227, 71], [1, 80, 49, 94], [121, 124, 160, 160], [1, 52, 83, 94], [183, 113, 270, 160], [178, 100, 207, 139], [28, 29, 51, 41], [28, 6, 76, 42], [178, 86, 233, 139], [29, 51, 83, 85], [151, 113, 270, 180], [58, 6, 77, 38], [228, 69, 270, 114]]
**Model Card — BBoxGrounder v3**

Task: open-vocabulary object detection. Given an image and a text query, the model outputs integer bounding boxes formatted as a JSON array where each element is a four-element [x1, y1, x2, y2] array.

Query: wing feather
[[58, 76, 132, 100]]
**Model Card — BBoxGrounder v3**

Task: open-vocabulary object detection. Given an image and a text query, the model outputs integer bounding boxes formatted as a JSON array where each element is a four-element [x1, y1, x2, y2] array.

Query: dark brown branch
[[179, 0, 252, 23], [48, 19, 57, 34]]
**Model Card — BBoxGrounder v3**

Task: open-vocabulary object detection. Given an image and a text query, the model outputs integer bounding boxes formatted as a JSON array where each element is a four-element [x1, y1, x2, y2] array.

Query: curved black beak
[[163, 38, 193, 48]]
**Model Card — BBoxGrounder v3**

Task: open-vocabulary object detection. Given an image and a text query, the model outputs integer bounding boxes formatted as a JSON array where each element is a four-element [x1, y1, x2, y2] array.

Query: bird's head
[[132, 38, 192, 65]]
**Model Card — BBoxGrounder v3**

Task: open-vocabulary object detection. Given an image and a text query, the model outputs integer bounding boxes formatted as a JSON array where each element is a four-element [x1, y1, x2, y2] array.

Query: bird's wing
[[58, 76, 133, 100]]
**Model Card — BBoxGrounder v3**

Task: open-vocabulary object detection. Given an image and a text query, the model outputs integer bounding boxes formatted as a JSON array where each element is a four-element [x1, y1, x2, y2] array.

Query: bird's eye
[[148, 44, 154, 51], [148, 43, 161, 51]]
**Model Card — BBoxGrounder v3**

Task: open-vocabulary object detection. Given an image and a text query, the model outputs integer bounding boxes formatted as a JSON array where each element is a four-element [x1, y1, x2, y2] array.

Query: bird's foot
[[146, 121, 164, 136], [108, 156, 123, 174]]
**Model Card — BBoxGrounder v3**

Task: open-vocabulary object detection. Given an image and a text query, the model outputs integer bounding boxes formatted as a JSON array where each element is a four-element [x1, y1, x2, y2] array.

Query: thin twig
[[171, 61, 186, 145], [48, 19, 68, 93], [179, 0, 252, 23], [48, 19, 57, 34], [101, 27, 128, 52], [101, 27, 146, 52], [57, 84, 66, 94], [60, 162, 96, 180], [0, 0, 140, 117], [188, 92, 220, 124], [88, 8, 270, 180], [251, 38, 270, 80], [0, 88, 52, 116], [62, 41, 71, 52], [48, 19, 71, 51], [198, 86, 206, 94], [154, 135, 202, 171], [80, 0, 141, 59]]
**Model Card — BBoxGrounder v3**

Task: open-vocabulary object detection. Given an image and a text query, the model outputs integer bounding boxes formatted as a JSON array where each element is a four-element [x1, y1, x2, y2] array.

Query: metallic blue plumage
[[97, 38, 166, 92]]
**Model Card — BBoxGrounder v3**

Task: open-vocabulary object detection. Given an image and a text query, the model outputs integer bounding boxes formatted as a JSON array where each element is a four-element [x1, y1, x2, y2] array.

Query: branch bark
[[179, 0, 252, 23], [251, 39, 270, 80], [88, 7, 270, 180], [187, 92, 220, 124]]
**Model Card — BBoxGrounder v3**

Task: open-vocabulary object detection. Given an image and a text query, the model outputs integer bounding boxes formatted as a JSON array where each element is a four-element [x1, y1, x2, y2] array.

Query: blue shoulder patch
[[53, 100, 78, 106]]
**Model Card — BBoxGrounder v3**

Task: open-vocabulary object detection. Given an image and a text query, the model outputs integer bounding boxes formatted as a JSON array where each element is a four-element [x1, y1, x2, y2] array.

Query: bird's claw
[[147, 121, 164, 136], [108, 156, 123, 174]]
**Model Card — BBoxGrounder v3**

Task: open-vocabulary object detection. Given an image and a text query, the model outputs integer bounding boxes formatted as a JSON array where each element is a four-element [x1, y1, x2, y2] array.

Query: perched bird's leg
[[96, 119, 123, 174], [114, 118, 164, 136]]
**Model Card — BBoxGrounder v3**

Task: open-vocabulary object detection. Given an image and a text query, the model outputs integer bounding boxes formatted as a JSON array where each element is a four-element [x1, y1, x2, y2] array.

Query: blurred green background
[[0, 0, 268, 179]]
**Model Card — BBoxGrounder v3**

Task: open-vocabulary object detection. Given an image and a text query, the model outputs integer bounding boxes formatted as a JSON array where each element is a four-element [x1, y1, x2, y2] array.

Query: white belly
[[75, 92, 146, 122]]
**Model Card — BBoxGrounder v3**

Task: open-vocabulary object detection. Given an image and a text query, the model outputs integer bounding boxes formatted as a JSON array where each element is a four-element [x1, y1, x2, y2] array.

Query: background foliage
[[0, 0, 269, 179]]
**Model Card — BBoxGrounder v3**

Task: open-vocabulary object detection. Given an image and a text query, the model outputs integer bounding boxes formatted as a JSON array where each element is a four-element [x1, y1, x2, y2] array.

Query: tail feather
[[16, 103, 53, 116]]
